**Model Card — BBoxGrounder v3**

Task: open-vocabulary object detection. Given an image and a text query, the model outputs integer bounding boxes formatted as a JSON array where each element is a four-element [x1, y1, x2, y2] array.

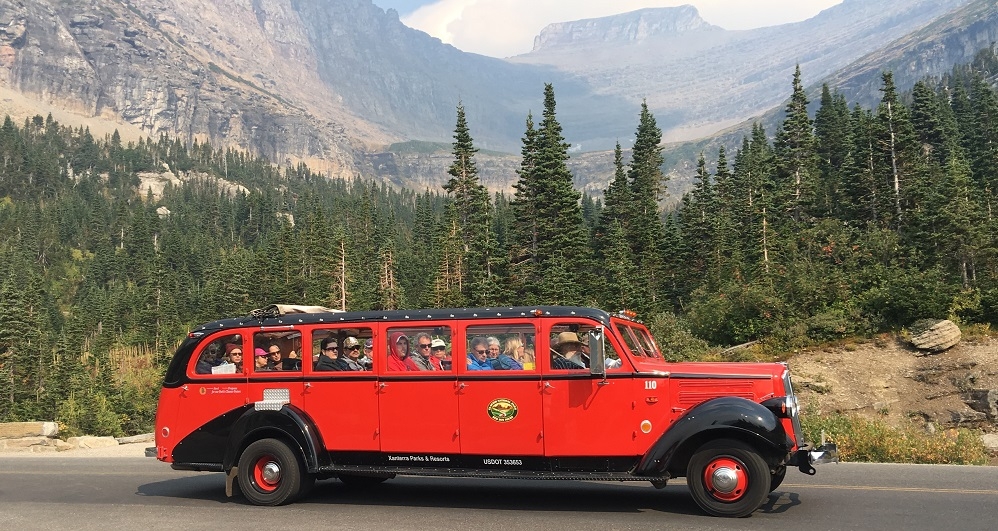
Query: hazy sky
[[374, 1, 844, 58]]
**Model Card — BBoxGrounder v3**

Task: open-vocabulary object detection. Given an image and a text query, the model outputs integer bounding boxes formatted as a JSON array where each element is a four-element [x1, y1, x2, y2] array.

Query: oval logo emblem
[[487, 398, 518, 423]]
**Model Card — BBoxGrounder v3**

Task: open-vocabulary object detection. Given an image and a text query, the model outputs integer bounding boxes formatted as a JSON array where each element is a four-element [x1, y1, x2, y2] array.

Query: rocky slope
[[791, 336, 998, 434], [0, 0, 378, 178]]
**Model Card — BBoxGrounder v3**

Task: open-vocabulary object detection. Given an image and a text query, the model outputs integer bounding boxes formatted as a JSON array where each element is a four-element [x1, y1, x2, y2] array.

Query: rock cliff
[[0, 0, 376, 178], [532, 6, 721, 52]]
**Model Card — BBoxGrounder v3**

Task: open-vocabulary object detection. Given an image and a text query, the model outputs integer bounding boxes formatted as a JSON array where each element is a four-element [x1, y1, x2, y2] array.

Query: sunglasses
[[347, 346, 360, 351], [475, 350, 487, 355], [432, 346, 445, 351], [230, 351, 243, 356], [418, 343, 432, 349]]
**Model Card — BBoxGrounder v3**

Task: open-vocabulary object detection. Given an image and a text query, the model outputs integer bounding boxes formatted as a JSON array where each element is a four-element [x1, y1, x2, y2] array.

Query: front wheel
[[686, 439, 771, 517], [237, 438, 304, 506]]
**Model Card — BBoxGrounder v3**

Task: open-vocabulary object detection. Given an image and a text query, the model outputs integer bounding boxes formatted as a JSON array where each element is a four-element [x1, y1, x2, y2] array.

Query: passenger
[[488, 336, 523, 370], [551, 331, 588, 369], [430, 338, 449, 370], [387, 332, 410, 371], [225, 344, 244, 372], [266, 344, 284, 371], [504, 337, 524, 362], [361, 339, 375, 368], [521, 345, 536, 370], [314, 338, 350, 371], [467, 336, 494, 371], [195, 346, 226, 374], [254, 348, 275, 371], [405, 332, 437, 371], [342, 337, 369, 371]]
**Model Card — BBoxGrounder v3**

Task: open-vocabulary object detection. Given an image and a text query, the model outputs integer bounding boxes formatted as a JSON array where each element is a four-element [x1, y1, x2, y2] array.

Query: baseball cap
[[254, 348, 268, 357], [344, 337, 360, 348], [364, 338, 373, 349], [430, 338, 446, 349]]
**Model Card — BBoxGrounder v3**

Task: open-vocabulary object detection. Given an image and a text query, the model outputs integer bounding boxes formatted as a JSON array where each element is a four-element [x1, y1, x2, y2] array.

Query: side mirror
[[589, 328, 605, 378]]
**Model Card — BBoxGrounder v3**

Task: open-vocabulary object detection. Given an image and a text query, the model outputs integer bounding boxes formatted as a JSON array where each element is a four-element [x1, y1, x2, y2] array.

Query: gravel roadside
[[0, 442, 150, 458]]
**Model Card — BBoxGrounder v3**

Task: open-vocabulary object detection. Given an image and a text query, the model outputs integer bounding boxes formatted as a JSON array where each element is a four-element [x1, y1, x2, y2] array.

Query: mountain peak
[[531, 5, 721, 52]]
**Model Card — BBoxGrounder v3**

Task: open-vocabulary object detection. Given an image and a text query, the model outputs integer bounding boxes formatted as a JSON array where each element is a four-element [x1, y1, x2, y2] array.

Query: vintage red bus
[[149, 305, 835, 517]]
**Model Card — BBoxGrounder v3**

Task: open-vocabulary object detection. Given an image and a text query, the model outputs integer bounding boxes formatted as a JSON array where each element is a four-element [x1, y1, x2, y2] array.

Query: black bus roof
[[191, 306, 622, 334]]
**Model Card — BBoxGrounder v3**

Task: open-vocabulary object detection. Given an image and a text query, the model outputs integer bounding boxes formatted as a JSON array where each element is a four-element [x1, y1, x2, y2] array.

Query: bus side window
[[194, 333, 243, 375]]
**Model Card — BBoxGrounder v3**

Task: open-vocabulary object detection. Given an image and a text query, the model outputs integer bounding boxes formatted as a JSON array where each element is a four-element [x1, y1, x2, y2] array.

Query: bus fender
[[223, 404, 329, 474], [634, 396, 794, 477]]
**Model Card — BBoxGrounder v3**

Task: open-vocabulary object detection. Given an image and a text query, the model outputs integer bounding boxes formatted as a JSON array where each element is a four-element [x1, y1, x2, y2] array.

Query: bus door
[[457, 322, 544, 457], [541, 321, 636, 457], [377, 322, 460, 455], [303, 326, 380, 452]]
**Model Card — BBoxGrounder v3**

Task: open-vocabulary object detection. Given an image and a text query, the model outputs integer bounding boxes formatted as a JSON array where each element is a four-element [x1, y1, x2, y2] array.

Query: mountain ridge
[[0, 0, 988, 194]]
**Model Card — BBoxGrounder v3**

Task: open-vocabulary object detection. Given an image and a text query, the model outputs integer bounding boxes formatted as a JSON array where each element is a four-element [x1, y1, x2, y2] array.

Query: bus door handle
[[378, 382, 387, 391], [544, 382, 555, 390]]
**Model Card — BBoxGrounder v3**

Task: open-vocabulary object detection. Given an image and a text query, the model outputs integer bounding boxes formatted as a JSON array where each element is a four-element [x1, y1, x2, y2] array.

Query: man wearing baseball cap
[[342, 336, 371, 371]]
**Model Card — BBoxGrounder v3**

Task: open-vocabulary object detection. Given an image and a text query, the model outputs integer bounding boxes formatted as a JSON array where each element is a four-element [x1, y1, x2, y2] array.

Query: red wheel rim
[[252, 455, 281, 493], [703, 456, 748, 502]]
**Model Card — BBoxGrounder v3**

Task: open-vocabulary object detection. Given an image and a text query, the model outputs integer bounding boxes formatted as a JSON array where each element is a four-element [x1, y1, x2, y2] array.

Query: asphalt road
[[1, 456, 996, 530]]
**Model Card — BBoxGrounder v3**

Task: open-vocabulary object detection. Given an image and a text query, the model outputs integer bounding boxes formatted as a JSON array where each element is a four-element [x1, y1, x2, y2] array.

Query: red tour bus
[[149, 305, 836, 517]]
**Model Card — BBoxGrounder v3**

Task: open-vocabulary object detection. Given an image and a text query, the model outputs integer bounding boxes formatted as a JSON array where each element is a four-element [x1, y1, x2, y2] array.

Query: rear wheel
[[237, 438, 303, 506], [686, 439, 771, 517]]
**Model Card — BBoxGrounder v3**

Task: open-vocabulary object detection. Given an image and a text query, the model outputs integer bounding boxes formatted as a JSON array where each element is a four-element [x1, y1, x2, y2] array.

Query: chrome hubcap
[[261, 462, 282, 484], [711, 467, 739, 493]]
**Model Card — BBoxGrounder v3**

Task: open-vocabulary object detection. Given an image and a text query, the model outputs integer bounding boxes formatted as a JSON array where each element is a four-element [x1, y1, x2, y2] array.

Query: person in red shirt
[[387, 331, 410, 371]]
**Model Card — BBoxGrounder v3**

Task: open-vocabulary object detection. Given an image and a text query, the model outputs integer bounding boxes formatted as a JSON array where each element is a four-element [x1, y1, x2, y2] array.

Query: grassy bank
[[801, 413, 989, 465]]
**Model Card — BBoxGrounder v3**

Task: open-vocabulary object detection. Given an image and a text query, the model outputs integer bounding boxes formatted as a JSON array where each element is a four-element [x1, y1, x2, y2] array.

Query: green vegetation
[[5, 48, 998, 453], [802, 414, 989, 465]]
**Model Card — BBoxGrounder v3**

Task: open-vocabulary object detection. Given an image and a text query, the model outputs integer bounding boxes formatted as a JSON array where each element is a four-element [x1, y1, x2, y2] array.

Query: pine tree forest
[[5, 52, 998, 436]]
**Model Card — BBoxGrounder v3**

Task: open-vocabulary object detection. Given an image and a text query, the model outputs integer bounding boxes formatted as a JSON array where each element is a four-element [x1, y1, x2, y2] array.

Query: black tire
[[686, 439, 771, 518], [769, 465, 786, 492], [237, 438, 303, 506], [337, 473, 395, 487]]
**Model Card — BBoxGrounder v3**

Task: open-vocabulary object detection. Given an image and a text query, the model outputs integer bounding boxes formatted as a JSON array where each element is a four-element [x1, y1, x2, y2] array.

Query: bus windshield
[[615, 322, 663, 360]]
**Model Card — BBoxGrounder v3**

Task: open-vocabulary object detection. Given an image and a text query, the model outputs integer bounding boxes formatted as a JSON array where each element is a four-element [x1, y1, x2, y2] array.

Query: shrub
[[801, 413, 988, 465], [646, 312, 713, 361]]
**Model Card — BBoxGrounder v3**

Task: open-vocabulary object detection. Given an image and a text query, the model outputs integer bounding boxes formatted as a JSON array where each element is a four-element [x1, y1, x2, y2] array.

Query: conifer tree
[[510, 113, 540, 301], [814, 85, 853, 218], [875, 72, 920, 233], [441, 103, 500, 305], [626, 102, 668, 313], [528, 84, 591, 304], [773, 65, 818, 225]]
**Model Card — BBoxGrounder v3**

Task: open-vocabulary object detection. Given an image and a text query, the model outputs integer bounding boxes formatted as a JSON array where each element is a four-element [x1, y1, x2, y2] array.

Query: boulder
[[115, 433, 154, 445], [909, 319, 961, 352], [982, 434, 998, 454], [0, 421, 59, 438], [963, 389, 998, 420], [67, 436, 119, 449]]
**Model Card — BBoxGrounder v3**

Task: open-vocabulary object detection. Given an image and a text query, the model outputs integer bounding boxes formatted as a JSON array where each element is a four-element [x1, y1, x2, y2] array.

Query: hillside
[[791, 337, 998, 437]]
